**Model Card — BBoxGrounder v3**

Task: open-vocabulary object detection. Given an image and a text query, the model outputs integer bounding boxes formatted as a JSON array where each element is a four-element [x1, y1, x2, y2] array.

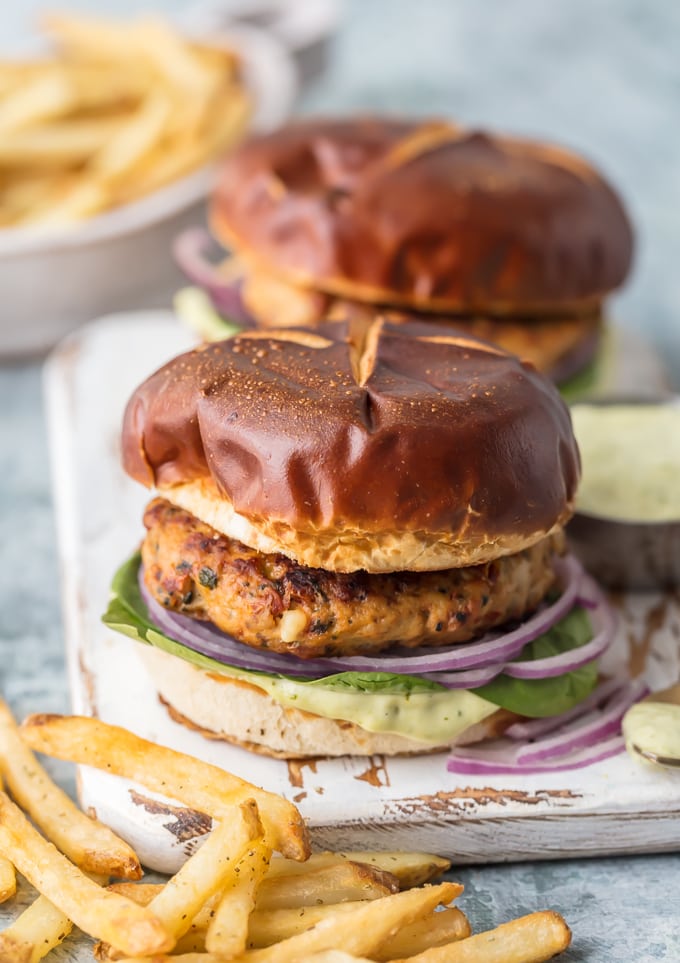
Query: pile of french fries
[[0, 12, 251, 229], [0, 701, 571, 961]]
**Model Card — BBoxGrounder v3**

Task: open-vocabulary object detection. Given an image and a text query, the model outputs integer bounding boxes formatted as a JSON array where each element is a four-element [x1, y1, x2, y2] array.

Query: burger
[[174, 117, 634, 394], [104, 316, 616, 759]]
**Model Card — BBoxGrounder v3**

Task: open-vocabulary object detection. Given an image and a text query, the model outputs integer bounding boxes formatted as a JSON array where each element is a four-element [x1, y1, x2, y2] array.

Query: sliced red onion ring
[[505, 676, 626, 740], [140, 577, 322, 677], [139, 556, 584, 679], [502, 573, 616, 679], [422, 664, 506, 689], [298, 556, 583, 675], [173, 228, 254, 324], [515, 679, 647, 763], [446, 734, 626, 775], [446, 677, 646, 774]]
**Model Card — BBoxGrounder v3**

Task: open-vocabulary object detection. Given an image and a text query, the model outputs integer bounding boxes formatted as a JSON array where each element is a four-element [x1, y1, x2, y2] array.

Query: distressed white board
[[45, 312, 680, 872]]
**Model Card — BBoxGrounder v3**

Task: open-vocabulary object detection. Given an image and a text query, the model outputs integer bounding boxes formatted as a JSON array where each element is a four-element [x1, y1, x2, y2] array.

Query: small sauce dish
[[567, 397, 680, 590], [623, 683, 680, 770]]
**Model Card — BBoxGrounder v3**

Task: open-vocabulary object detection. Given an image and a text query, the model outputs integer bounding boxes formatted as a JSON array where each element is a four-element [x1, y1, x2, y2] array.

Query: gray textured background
[[1, 2, 679, 960]]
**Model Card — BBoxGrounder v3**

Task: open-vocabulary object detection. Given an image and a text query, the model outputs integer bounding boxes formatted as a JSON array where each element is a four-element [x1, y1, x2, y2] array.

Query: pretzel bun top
[[211, 118, 633, 316], [122, 318, 579, 573]]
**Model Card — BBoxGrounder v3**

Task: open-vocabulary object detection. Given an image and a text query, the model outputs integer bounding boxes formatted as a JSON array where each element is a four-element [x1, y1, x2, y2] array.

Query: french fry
[[0, 11, 249, 227], [148, 800, 262, 944], [0, 173, 69, 222], [105, 882, 163, 904], [0, 699, 141, 879], [102, 890, 364, 955], [101, 863, 396, 956], [42, 12, 150, 63], [99, 804, 264, 959], [90, 91, 171, 182], [126, 17, 223, 104], [21, 714, 309, 861], [0, 895, 73, 963], [266, 851, 451, 889], [340, 851, 451, 889], [97, 886, 216, 959], [247, 902, 367, 948], [113, 885, 462, 963], [0, 776, 15, 903], [0, 933, 32, 963], [0, 792, 172, 956], [242, 882, 462, 963], [255, 861, 399, 910], [114, 88, 250, 203], [110, 860, 398, 916], [206, 836, 271, 956], [0, 72, 75, 135], [115, 955, 376, 963], [392, 910, 572, 963], [375, 907, 471, 959], [299, 955, 377, 963], [19, 178, 109, 227], [106, 892, 470, 957], [45, 13, 217, 84], [0, 117, 127, 167], [111, 958, 203, 963], [0, 853, 15, 903]]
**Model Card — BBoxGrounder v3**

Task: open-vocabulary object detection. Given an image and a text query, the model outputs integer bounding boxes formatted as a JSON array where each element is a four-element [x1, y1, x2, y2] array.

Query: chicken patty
[[142, 498, 562, 659]]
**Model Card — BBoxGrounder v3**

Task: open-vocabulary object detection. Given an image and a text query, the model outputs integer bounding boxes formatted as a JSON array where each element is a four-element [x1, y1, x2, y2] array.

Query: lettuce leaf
[[103, 553, 598, 717], [475, 607, 598, 717]]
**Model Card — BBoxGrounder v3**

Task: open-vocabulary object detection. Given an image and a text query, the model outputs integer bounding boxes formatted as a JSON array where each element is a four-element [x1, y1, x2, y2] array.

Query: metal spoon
[[625, 683, 680, 770], [633, 747, 680, 768]]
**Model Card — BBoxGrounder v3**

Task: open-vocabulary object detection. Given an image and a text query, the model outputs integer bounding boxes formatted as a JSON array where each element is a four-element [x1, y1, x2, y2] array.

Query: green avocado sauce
[[571, 403, 680, 522], [623, 702, 680, 763]]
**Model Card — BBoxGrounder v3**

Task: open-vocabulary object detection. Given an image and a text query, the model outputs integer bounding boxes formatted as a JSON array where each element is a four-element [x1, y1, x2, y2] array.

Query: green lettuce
[[474, 607, 598, 717], [103, 553, 598, 718]]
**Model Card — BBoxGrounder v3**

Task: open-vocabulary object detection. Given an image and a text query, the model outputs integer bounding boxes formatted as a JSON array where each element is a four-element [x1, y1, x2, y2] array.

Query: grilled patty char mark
[[142, 497, 561, 659]]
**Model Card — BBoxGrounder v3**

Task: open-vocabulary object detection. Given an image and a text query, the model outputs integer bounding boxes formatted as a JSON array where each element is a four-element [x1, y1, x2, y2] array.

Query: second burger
[[176, 118, 634, 390]]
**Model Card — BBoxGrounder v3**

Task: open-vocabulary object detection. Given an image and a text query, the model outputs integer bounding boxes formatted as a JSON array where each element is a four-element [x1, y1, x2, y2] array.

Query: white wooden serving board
[[45, 312, 680, 872]]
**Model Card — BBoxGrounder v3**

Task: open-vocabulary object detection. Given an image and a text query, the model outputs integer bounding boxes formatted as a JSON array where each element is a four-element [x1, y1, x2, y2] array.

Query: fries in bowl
[[0, 11, 251, 229]]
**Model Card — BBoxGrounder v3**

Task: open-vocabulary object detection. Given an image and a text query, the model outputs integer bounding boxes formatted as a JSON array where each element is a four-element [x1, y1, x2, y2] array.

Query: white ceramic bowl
[[0, 24, 297, 357]]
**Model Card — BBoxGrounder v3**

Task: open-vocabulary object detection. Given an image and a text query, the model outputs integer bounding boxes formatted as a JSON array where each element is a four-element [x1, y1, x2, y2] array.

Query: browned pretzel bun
[[211, 118, 633, 315], [122, 317, 579, 573]]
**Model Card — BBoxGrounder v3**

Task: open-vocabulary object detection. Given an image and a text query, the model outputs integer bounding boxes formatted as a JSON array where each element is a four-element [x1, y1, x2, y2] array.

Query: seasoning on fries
[[0, 791, 172, 955], [20, 713, 309, 861], [0, 699, 141, 879], [0, 895, 73, 962], [0, 710, 572, 961]]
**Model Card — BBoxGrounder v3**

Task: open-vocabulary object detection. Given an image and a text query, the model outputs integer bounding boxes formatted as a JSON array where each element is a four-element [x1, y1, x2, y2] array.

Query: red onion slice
[[505, 676, 626, 740], [446, 677, 646, 774], [139, 556, 584, 678], [303, 555, 583, 675], [173, 228, 254, 324], [423, 664, 506, 689], [515, 679, 647, 764], [446, 734, 626, 775], [502, 574, 616, 679], [140, 577, 322, 676]]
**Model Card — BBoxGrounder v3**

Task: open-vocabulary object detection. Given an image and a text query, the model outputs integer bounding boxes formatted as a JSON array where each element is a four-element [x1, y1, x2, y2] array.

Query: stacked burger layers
[[107, 118, 640, 766]]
